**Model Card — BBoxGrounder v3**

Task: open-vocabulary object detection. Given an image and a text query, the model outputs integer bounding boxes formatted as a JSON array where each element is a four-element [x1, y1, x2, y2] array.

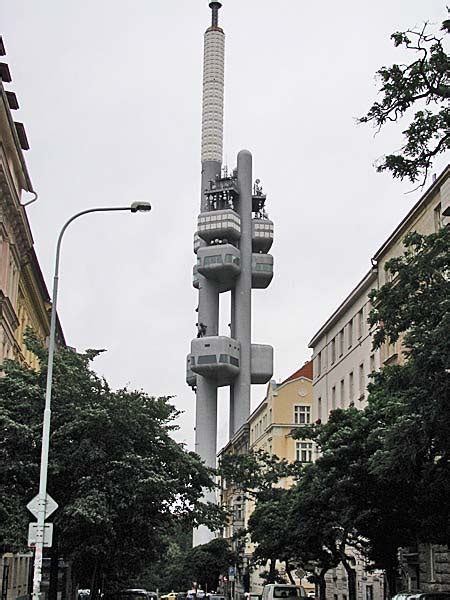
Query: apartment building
[[308, 165, 450, 600]]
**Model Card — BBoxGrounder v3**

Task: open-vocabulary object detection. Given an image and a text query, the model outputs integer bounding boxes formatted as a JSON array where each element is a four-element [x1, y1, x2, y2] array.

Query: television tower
[[187, 1, 274, 546]]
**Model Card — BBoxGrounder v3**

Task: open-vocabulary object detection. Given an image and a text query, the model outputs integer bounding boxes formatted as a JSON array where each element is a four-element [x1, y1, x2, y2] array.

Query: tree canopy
[[0, 332, 223, 592], [360, 13, 449, 185]]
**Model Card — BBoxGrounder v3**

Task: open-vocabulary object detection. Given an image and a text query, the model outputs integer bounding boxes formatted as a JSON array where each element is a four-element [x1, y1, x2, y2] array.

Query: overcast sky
[[1, 0, 447, 452]]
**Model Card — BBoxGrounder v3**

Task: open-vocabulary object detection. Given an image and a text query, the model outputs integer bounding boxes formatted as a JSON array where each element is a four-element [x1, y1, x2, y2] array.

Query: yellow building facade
[[0, 40, 63, 369], [218, 361, 314, 597]]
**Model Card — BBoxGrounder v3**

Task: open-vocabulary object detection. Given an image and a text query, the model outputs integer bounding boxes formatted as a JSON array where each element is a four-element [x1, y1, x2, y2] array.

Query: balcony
[[251, 344, 273, 384], [252, 218, 274, 253], [197, 209, 241, 243], [197, 244, 241, 291], [252, 253, 273, 289], [190, 336, 240, 386]]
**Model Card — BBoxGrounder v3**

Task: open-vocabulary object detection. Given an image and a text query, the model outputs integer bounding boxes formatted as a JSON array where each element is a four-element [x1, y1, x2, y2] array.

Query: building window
[[340, 379, 345, 408], [358, 309, 364, 339], [331, 386, 336, 410], [294, 405, 311, 425], [370, 354, 375, 372], [331, 338, 336, 364], [316, 351, 322, 377], [349, 371, 354, 402], [339, 330, 344, 356], [296, 441, 313, 463], [317, 397, 322, 422], [359, 363, 365, 399], [434, 203, 442, 232], [348, 319, 353, 348]]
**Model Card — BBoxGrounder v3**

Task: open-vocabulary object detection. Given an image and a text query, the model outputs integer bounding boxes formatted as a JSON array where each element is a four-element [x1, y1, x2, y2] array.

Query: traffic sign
[[28, 523, 53, 548], [27, 494, 58, 520]]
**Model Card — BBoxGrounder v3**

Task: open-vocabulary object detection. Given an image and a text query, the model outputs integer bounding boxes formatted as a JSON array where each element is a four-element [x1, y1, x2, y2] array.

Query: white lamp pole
[[31, 202, 151, 600]]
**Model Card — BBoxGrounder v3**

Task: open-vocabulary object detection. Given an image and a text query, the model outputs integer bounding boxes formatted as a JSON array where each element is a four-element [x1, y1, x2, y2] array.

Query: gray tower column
[[231, 150, 253, 435], [193, 158, 221, 547]]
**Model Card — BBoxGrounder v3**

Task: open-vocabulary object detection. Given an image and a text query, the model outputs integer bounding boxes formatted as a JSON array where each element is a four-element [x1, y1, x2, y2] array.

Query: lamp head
[[130, 201, 152, 213]]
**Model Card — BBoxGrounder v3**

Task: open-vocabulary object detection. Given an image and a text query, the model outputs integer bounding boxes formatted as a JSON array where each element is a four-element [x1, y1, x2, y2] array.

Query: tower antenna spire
[[209, 1, 222, 28]]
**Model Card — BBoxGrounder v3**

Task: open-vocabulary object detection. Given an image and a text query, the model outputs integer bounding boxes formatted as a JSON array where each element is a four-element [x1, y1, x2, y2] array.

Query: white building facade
[[309, 269, 379, 425]]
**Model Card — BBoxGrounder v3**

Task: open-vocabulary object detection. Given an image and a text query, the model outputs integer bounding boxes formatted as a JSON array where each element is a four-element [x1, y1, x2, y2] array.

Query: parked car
[[103, 589, 157, 600], [262, 585, 306, 600], [408, 594, 450, 600]]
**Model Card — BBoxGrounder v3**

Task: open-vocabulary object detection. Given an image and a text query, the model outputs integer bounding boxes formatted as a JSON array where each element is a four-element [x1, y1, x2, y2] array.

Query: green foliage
[[183, 537, 236, 591], [360, 13, 449, 185], [0, 333, 223, 588], [219, 449, 295, 498]]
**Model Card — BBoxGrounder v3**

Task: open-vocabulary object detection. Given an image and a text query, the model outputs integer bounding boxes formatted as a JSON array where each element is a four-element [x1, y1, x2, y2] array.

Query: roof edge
[[372, 165, 450, 262], [308, 269, 377, 348]]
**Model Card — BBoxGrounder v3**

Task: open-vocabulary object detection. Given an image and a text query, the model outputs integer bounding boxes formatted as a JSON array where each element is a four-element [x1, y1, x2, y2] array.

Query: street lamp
[[31, 202, 151, 600]]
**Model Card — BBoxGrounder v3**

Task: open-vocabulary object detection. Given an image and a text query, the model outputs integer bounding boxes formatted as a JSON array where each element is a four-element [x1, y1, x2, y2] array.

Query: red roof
[[282, 360, 313, 384]]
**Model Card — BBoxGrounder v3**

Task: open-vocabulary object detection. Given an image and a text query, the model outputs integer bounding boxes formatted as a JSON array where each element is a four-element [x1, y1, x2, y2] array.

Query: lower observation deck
[[189, 336, 240, 386], [186, 342, 273, 388]]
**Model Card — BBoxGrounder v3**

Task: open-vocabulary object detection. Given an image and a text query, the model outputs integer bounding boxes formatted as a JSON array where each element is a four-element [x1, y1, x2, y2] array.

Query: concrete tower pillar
[[231, 150, 253, 435]]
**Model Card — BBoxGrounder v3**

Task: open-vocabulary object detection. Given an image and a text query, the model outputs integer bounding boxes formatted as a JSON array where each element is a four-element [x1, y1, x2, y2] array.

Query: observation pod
[[197, 244, 240, 290], [193, 232, 201, 254], [252, 253, 274, 288], [190, 336, 240, 386], [198, 209, 241, 243], [186, 354, 197, 388], [251, 344, 274, 384], [192, 265, 200, 289], [252, 218, 274, 253]]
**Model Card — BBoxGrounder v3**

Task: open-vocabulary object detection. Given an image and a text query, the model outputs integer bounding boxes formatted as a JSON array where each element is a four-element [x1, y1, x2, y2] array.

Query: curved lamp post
[[31, 202, 151, 600]]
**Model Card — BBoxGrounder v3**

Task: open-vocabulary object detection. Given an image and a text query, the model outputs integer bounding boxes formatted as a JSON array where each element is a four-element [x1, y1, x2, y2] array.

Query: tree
[[0, 332, 223, 594], [360, 12, 449, 185], [292, 407, 416, 597], [219, 451, 301, 585], [367, 226, 450, 546], [182, 537, 236, 592]]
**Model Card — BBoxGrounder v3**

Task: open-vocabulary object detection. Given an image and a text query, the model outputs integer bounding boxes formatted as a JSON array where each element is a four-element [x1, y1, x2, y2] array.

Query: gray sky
[[1, 0, 447, 452]]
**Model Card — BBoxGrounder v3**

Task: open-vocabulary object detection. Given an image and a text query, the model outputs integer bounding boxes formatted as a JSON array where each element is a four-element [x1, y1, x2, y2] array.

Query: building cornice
[[0, 150, 34, 255], [308, 269, 377, 348], [372, 164, 449, 262], [0, 80, 33, 193]]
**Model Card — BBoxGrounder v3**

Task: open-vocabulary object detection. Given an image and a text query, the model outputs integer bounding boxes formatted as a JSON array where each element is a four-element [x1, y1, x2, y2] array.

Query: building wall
[[310, 270, 379, 427], [0, 53, 64, 369], [374, 169, 448, 366], [1, 553, 33, 600]]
